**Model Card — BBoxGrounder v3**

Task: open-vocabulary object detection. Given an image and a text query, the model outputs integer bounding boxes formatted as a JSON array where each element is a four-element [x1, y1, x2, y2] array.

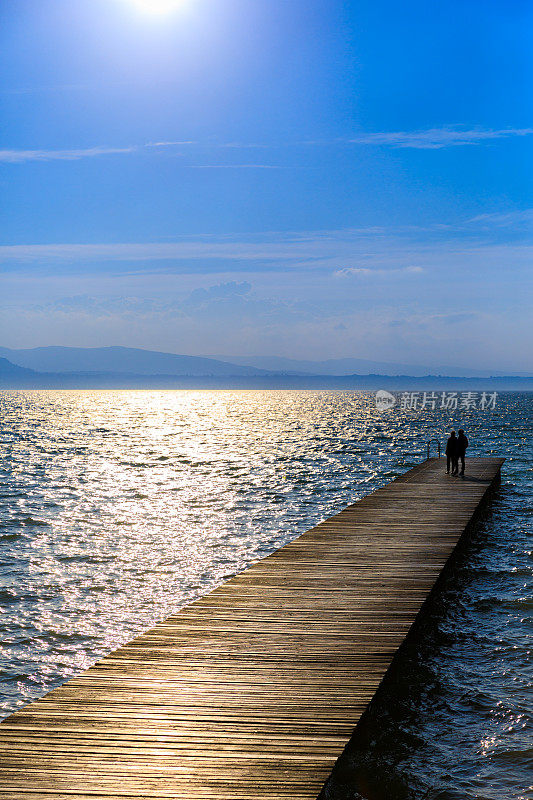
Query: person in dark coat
[[445, 430, 458, 474], [457, 429, 468, 476]]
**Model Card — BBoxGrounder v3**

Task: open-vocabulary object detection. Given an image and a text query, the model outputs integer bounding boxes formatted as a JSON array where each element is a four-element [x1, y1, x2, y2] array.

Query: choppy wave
[[0, 389, 531, 799]]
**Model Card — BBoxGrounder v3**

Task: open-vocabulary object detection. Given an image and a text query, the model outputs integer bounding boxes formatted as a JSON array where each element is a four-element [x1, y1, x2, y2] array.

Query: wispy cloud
[[1, 224, 532, 273], [143, 128, 533, 151], [345, 127, 533, 149], [2, 126, 530, 164], [0, 240, 302, 263], [0, 141, 280, 168], [146, 140, 274, 150], [467, 209, 533, 226], [32, 281, 290, 324], [0, 83, 93, 96], [335, 266, 424, 278], [0, 146, 137, 163], [187, 164, 281, 169], [144, 141, 197, 147]]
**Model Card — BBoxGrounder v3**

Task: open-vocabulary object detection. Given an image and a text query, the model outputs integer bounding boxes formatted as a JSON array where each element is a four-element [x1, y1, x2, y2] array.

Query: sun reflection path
[[0, 388, 531, 800]]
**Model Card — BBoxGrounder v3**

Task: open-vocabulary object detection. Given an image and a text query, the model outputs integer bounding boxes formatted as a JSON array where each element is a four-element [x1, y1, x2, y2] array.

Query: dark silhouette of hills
[[0, 357, 38, 378], [0, 354, 531, 390], [0, 346, 271, 377]]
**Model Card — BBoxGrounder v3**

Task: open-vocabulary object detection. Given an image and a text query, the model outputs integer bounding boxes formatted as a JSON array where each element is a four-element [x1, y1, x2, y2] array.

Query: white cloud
[[0, 140, 281, 169], [346, 127, 533, 149], [467, 209, 533, 226], [186, 164, 281, 169], [2, 126, 530, 166], [144, 128, 533, 151], [0, 227, 531, 280], [1, 253, 530, 369], [0, 146, 137, 163], [0, 240, 300, 262], [186, 281, 252, 303], [335, 266, 424, 278], [144, 141, 197, 147]]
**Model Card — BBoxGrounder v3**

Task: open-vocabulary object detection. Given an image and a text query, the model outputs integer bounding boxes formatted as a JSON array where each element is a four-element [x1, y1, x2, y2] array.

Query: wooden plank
[[0, 457, 504, 799]]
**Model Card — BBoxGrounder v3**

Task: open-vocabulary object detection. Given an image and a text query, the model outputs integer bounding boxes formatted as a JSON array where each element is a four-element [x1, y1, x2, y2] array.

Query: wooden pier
[[0, 457, 504, 800]]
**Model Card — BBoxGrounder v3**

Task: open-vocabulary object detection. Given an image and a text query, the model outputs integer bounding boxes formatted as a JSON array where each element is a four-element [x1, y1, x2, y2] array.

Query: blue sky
[[1, 0, 532, 370]]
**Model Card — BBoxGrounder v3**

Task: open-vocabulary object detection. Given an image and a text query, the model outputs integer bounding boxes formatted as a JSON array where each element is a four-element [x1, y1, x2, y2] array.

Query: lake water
[[0, 390, 531, 799]]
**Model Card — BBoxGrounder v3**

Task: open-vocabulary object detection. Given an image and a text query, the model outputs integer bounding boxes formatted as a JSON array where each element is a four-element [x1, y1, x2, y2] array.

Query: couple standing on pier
[[446, 429, 468, 476]]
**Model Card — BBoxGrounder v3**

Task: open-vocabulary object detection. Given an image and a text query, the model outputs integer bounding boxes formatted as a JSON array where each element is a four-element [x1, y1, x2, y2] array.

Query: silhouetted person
[[457, 429, 468, 476], [446, 430, 458, 475]]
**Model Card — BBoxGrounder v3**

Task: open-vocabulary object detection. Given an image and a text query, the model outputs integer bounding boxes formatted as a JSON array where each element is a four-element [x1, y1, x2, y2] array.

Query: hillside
[[0, 346, 270, 377]]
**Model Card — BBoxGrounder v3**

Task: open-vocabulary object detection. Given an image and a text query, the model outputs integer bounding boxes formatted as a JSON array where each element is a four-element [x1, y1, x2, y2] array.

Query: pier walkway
[[0, 457, 504, 800]]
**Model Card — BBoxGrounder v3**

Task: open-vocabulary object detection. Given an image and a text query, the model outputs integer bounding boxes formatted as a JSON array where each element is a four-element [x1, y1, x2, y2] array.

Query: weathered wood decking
[[0, 457, 504, 800]]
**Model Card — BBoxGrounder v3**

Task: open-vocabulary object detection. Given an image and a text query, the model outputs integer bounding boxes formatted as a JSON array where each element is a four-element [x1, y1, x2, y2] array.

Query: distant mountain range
[[0, 346, 531, 390], [207, 354, 533, 378], [0, 346, 270, 377], [2, 345, 531, 378], [0, 357, 36, 378]]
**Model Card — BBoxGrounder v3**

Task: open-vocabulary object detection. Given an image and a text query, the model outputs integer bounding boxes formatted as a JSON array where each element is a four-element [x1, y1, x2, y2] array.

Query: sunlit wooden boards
[[0, 457, 504, 800]]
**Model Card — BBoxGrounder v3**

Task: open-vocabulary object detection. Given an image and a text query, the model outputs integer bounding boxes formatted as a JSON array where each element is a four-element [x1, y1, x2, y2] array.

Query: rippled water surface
[[0, 390, 531, 799]]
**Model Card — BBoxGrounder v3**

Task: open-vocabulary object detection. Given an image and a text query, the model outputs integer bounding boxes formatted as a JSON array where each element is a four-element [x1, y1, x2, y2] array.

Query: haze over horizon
[[1, 344, 531, 380], [1, 0, 532, 371]]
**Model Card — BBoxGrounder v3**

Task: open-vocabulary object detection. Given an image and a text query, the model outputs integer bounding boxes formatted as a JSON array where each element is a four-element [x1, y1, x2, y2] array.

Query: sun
[[130, 0, 185, 14]]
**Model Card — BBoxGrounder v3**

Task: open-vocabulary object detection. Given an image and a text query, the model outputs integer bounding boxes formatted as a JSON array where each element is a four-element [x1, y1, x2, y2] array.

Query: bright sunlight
[[130, 0, 185, 14]]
